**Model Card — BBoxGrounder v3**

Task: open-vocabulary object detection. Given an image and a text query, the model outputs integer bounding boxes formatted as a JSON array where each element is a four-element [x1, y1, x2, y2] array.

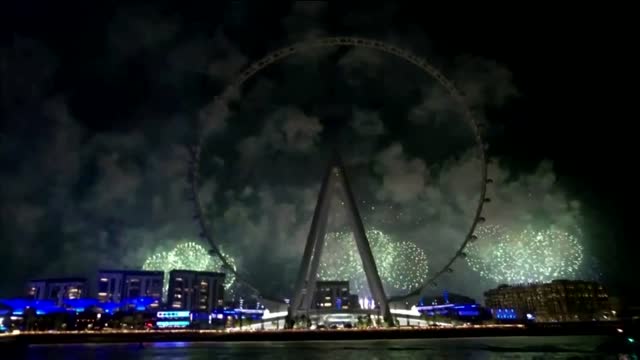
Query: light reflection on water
[[25, 336, 637, 360]]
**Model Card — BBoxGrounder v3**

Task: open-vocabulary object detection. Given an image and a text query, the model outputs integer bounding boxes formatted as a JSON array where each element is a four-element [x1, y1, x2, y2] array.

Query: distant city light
[[157, 311, 190, 319], [466, 225, 583, 284], [156, 320, 190, 329]]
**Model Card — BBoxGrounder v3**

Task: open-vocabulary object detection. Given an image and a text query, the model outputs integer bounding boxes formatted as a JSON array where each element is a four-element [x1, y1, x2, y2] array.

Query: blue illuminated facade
[[0, 295, 161, 316], [120, 296, 159, 312], [0, 299, 64, 315], [416, 303, 485, 320], [0, 296, 268, 331], [0, 305, 10, 332], [415, 291, 489, 322]]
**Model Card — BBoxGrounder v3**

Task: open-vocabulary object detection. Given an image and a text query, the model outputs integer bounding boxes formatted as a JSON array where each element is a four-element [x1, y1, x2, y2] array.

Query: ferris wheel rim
[[187, 36, 489, 304]]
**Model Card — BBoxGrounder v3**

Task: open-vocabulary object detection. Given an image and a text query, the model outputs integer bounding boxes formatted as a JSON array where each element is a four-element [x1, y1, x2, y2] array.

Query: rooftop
[[169, 269, 226, 277], [99, 269, 164, 276], [28, 277, 87, 283]]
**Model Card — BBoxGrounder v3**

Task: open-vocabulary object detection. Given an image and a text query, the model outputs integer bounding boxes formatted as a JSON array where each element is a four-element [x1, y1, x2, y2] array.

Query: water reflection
[[25, 336, 636, 360]]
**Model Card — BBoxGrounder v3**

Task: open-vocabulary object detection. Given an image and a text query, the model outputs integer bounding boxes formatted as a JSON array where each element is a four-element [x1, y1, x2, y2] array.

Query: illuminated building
[[167, 270, 225, 312], [416, 291, 490, 322], [416, 303, 489, 322], [313, 281, 358, 310], [26, 277, 87, 304], [97, 270, 164, 304], [420, 290, 477, 307], [484, 279, 613, 322]]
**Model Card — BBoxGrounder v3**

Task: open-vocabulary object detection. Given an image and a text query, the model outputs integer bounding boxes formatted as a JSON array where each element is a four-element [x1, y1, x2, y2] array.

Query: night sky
[[0, 2, 630, 301]]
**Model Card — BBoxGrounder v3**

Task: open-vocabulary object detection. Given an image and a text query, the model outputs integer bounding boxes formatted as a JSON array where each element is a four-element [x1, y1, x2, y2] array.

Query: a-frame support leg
[[291, 154, 392, 325], [301, 189, 331, 311], [290, 161, 334, 315], [334, 158, 392, 324]]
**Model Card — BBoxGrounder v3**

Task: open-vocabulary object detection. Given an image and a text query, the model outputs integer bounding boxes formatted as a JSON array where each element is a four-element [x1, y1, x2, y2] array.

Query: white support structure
[[290, 153, 392, 323]]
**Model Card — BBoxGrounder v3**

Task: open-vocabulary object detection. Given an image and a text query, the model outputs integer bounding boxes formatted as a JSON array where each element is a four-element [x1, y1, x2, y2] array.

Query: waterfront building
[[416, 291, 490, 323], [420, 291, 477, 306], [314, 281, 358, 310], [484, 279, 613, 322], [416, 302, 490, 323], [608, 296, 640, 321], [167, 270, 225, 312], [26, 277, 87, 304], [97, 270, 164, 303]]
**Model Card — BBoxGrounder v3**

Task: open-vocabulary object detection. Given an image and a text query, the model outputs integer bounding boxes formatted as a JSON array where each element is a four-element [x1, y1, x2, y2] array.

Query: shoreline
[[0, 323, 626, 347]]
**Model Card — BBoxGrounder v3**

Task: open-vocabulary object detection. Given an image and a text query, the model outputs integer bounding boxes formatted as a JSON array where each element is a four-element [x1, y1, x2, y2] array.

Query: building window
[[128, 279, 141, 298], [68, 287, 80, 299], [98, 280, 109, 293], [50, 286, 61, 299], [152, 279, 162, 289]]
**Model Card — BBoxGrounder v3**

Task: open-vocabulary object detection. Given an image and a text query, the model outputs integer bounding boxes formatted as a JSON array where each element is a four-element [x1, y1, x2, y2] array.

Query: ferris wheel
[[186, 37, 490, 304]]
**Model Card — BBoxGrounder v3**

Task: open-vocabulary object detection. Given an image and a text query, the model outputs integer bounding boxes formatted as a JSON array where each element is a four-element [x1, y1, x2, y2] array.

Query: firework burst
[[142, 241, 237, 298], [465, 225, 583, 284], [318, 229, 429, 295]]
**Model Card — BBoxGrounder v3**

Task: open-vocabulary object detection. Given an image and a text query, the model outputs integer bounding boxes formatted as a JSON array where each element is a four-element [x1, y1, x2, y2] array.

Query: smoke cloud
[[0, 4, 587, 304]]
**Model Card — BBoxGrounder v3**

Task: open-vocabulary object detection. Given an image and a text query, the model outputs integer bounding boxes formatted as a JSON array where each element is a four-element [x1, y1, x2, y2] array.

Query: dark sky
[[0, 2, 631, 300]]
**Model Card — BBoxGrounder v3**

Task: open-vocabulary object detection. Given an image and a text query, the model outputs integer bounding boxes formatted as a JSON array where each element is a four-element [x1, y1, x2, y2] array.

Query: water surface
[[26, 336, 635, 359]]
